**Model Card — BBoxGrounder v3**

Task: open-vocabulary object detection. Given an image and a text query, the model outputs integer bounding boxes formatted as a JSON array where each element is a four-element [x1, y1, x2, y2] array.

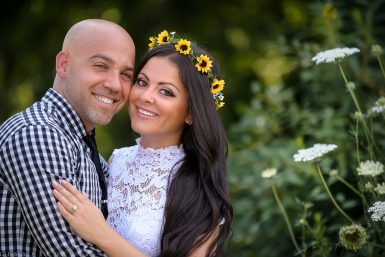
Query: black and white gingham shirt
[[0, 89, 108, 256]]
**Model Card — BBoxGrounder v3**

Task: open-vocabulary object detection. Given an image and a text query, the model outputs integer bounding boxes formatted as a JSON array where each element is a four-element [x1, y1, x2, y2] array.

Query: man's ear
[[56, 51, 69, 79]]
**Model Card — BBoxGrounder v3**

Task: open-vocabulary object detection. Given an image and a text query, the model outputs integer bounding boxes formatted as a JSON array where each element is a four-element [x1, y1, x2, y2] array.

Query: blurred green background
[[1, 0, 385, 256]]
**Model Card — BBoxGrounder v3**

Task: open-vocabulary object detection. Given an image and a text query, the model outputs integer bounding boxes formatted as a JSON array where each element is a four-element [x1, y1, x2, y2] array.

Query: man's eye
[[94, 63, 107, 70], [121, 72, 132, 81]]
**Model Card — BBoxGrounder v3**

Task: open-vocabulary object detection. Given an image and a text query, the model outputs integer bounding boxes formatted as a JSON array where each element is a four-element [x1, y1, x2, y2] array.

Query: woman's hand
[[52, 180, 109, 245]]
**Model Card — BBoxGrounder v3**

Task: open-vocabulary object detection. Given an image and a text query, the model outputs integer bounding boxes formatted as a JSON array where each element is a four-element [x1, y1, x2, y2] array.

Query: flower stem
[[335, 175, 361, 198], [354, 119, 361, 164], [338, 63, 362, 114], [376, 55, 385, 81], [338, 63, 374, 159], [315, 164, 354, 223], [271, 183, 304, 256]]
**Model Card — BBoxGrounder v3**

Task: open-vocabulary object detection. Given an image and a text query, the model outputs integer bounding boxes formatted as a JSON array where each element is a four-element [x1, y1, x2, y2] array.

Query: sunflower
[[175, 39, 191, 55], [157, 30, 169, 44], [211, 79, 225, 94], [148, 36, 156, 49], [216, 102, 225, 110], [195, 54, 212, 73]]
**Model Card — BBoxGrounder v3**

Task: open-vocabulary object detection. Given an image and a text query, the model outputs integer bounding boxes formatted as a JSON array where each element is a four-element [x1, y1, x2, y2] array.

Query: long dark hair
[[135, 43, 233, 257]]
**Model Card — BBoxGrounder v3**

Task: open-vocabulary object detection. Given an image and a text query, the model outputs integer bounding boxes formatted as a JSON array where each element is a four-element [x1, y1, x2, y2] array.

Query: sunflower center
[[162, 37, 168, 42], [213, 84, 219, 89], [201, 60, 207, 67], [181, 45, 187, 51]]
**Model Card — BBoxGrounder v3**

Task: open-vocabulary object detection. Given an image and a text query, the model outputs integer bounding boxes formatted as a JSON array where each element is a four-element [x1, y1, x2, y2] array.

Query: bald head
[[62, 19, 135, 53]]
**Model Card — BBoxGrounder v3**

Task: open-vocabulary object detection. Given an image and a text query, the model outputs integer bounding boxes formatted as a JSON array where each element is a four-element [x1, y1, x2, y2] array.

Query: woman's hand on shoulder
[[52, 180, 109, 245]]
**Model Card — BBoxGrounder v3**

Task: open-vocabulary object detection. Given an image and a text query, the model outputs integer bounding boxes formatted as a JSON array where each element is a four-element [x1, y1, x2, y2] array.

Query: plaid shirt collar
[[41, 88, 89, 138]]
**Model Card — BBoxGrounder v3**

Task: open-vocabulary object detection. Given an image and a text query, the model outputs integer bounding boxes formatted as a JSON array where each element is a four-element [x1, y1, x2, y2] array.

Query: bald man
[[0, 19, 135, 256]]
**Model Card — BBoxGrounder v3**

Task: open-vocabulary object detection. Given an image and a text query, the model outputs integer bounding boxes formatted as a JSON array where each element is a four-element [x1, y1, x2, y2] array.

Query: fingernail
[[52, 181, 59, 187]]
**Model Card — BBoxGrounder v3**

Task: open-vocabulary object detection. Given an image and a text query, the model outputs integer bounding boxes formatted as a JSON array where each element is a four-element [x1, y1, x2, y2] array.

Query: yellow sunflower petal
[[211, 79, 225, 94], [195, 54, 212, 73], [148, 36, 156, 49], [216, 102, 225, 110], [175, 39, 191, 55], [157, 30, 169, 44]]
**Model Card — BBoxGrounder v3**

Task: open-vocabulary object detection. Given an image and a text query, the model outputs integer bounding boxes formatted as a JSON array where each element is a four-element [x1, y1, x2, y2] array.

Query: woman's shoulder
[[108, 145, 138, 165]]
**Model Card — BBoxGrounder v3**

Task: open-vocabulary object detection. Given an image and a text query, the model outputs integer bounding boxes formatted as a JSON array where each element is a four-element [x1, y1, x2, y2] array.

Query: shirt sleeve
[[1, 125, 106, 256]]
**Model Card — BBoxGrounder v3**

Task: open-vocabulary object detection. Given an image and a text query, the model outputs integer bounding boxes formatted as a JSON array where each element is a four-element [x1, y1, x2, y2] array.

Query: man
[[0, 19, 135, 256]]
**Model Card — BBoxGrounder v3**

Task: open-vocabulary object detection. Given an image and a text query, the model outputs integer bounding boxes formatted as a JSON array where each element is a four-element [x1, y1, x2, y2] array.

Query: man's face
[[59, 26, 135, 131]]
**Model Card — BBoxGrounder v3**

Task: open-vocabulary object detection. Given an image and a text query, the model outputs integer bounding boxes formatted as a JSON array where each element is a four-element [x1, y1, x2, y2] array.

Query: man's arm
[[1, 125, 105, 256]]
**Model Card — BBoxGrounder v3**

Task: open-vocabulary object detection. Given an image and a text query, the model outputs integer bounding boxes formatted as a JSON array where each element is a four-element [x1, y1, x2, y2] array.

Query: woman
[[53, 30, 232, 257]]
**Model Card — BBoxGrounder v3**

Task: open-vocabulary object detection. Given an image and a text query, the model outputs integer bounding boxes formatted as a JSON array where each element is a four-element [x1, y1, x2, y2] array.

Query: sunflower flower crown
[[148, 30, 225, 110]]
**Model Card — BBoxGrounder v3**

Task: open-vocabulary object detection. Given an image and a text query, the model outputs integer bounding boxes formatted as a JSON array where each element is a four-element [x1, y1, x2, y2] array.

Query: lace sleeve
[[108, 148, 122, 166]]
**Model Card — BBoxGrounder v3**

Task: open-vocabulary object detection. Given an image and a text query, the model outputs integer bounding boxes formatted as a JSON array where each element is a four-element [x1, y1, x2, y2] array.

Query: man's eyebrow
[[89, 54, 134, 72], [89, 54, 114, 64]]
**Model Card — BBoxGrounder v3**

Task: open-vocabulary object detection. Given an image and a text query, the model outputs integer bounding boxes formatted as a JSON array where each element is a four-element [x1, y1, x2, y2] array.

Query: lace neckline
[[135, 138, 184, 156]]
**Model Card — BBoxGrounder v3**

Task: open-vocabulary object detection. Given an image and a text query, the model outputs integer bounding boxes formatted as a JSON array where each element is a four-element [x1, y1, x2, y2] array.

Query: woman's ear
[[185, 113, 192, 125], [56, 51, 70, 79]]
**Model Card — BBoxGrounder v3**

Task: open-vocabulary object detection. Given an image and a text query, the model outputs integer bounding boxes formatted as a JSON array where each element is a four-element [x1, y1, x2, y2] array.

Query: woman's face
[[128, 56, 189, 148]]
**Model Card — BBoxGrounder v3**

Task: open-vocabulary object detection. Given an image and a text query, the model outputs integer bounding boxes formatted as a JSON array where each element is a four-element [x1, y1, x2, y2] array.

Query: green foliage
[[228, 1, 385, 256]]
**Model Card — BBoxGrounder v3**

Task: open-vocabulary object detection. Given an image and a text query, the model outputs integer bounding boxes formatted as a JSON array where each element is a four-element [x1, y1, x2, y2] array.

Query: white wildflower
[[372, 105, 385, 114], [375, 183, 385, 195], [357, 160, 384, 177], [347, 82, 356, 90], [353, 111, 364, 120], [371, 97, 385, 114], [312, 47, 360, 65], [330, 169, 338, 177], [365, 182, 373, 190], [372, 44, 383, 56], [368, 201, 385, 222], [261, 168, 277, 179], [293, 143, 338, 162]]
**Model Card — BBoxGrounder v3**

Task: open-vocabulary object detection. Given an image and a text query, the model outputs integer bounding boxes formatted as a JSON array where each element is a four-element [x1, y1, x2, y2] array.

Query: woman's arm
[[52, 181, 148, 257]]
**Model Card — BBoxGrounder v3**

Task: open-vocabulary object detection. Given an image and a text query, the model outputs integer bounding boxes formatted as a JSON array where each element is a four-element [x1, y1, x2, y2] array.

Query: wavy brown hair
[[134, 43, 232, 257]]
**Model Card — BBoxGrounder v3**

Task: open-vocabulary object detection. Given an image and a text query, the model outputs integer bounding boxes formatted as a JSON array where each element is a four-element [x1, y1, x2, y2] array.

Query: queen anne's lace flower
[[365, 182, 373, 190], [261, 168, 277, 179], [338, 224, 367, 252], [368, 201, 385, 222], [312, 47, 360, 64], [357, 160, 384, 177], [372, 44, 383, 55], [371, 97, 385, 114], [375, 183, 385, 195], [293, 144, 338, 162]]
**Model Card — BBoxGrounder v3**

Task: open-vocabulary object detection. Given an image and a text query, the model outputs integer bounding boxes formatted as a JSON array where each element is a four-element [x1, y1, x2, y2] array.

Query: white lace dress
[[106, 138, 185, 257]]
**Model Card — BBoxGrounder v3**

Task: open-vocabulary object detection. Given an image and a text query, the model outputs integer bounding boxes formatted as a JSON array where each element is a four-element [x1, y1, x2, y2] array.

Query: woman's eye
[[160, 89, 175, 97], [136, 78, 147, 87]]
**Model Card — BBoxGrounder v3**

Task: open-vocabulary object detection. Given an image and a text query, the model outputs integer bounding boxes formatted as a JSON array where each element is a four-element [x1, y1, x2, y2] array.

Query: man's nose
[[104, 71, 122, 92]]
